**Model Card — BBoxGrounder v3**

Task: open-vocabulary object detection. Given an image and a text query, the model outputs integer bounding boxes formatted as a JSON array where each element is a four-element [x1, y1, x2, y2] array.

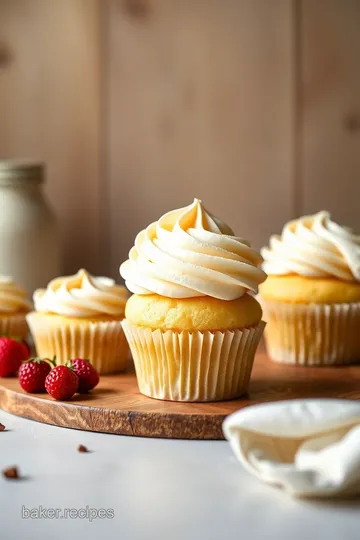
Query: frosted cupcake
[[27, 269, 129, 374], [260, 211, 360, 365], [0, 277, 31, 339], [120, 199, 266, 402]]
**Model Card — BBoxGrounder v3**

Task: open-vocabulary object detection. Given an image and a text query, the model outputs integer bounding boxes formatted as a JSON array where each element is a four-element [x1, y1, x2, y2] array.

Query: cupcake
[[260, 211, 360, 366], [120, 198, 266, 402], [26, 269, 129, 374], [0, 276, 31, 339]]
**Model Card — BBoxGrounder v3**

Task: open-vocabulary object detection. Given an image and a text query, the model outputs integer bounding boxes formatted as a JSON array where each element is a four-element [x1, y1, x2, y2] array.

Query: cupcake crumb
[[3, 466, 19, 479], [0, 423, 5, 431], [77, 444, 88, 453]]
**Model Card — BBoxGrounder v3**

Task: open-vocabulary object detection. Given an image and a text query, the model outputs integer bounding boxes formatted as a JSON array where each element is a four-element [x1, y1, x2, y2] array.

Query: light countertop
[[1, 410, 360, 540]]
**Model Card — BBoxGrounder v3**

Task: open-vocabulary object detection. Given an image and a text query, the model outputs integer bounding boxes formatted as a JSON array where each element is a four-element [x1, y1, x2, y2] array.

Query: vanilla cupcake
[[260, 211, 360, 365], [0, 276, 31, 339], [120, 199, 266, 402], [27, 269, 129, 374]]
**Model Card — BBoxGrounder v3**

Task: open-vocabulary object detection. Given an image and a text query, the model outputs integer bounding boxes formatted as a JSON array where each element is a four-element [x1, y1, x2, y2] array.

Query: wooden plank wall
[[301, 0, 360, 227], [0, 0, 102, 274], [0, 0, 359, 280], [107, 0, 294, 276]]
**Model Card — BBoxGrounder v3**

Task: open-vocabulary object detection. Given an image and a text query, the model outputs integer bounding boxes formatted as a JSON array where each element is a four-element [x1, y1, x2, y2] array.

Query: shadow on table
[[299, 495, 360, 510]]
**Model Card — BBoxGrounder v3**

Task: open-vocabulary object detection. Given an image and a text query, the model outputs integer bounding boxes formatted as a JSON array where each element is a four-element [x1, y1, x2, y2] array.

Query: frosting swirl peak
[[34, 269, 128, 317], [120, 199, 266, 300], [261, 211, 360, 281]]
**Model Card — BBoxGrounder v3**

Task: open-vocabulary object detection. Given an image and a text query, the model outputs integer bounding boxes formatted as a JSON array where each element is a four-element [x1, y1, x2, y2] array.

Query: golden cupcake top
[[120, 198, 266, 300], [261, 211, 360, 282], [125, 294, 262, 331], [0, 276, 31, 313], [34, 269, 128, 317]]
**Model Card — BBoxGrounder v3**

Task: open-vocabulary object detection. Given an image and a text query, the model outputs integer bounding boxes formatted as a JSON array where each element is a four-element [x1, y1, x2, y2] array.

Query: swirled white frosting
[[261, 211, 360, 281], [0, 276, 31, 313], [120, 199, 266, 300], [34, 269, 128, 317]]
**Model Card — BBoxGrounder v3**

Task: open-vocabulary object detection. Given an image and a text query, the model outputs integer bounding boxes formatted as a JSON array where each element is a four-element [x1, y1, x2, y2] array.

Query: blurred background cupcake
[[260, 211, 360, 366], [120, 199, 266, 402], [0, 277, 31, 339], [27, 269, 129, 374]]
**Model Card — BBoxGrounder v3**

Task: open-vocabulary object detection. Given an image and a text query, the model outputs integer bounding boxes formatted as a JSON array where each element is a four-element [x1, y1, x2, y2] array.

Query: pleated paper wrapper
[[121, 320, 265, 402], [27, 312, 130, 374], [261, 299, 360, 366], [0, 312, 29, 340]]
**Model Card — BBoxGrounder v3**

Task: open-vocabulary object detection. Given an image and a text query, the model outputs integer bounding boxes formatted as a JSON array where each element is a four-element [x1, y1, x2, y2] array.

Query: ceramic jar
[[0, 161, 61, 294]]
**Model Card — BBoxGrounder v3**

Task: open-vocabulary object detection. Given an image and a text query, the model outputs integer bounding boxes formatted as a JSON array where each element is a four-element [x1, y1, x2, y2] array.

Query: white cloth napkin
[[223, 399, 360, 498]]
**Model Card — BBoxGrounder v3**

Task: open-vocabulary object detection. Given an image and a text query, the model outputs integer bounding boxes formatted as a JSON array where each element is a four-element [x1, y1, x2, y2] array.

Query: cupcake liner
[[261, 299, 360, 366], [27, 312, 130, 374], [0, 313, 29, 340], [121, 320, 265, 402]]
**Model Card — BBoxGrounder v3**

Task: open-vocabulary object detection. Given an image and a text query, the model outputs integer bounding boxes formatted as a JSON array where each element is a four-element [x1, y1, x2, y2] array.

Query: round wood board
[[1, 349, 360, 440]]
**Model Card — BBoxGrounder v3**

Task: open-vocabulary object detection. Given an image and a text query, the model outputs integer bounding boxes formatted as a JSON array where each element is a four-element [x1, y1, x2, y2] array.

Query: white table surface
[[1, 410, 360, 540]]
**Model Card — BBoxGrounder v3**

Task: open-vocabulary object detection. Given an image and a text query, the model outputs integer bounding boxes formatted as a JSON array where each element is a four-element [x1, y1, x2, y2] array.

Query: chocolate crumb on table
[[77, 444, 88, 453], [3, 466, 19, 479]]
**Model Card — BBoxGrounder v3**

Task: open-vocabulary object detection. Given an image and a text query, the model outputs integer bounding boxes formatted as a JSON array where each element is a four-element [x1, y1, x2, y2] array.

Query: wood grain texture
[[106, 0, 295, 277], [0, 0, 102, 274], [301, 0, 360, 226], [1, 1, 360, 275], [1, 350, 360, 440]]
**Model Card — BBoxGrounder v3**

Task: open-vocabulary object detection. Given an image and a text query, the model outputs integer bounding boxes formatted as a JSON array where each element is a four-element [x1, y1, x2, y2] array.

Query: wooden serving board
[[1, 349, 360, 440]]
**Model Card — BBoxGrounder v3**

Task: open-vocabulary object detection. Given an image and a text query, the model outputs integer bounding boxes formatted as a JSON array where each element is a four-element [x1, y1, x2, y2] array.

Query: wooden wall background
[[0, 0, 359, 280]]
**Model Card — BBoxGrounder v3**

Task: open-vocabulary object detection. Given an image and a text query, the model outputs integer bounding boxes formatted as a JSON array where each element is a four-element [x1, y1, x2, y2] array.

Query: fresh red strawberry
[[45, 365, 79, 401], [70, 358, 99, 393], [0, 337, 30, 377], [19, 358, 53, 393], [0, 334, 30, 359], [21, 339, 31, 357]]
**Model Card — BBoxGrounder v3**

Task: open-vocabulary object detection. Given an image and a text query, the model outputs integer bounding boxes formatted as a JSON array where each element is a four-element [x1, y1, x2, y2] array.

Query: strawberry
[[0, 337, 30, 377], [21, 339, 31, 357], [19, 358, 54, 393], [70, 358, 99, 393], [45, 365, 79, 401]]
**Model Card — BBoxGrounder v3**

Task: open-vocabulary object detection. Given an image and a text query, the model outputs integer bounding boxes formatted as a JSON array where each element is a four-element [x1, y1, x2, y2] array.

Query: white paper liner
[[0, 312, 29, 339], [27, 313, 129, 374], [262, 300, 360, 366], [122, 320, 265, 402]]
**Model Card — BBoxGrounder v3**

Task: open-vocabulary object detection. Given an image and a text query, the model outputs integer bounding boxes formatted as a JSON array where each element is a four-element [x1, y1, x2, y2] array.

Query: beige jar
[[0, 161, 61, 294]]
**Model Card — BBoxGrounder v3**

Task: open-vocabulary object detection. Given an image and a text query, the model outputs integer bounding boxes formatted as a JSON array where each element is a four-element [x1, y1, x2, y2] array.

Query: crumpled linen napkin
[[223, 399, 360, 498]]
